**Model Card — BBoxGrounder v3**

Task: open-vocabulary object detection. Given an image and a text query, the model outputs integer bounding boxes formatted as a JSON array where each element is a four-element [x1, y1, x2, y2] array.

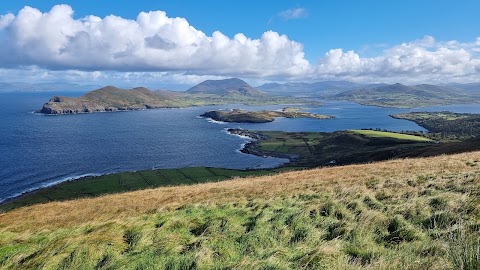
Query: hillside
[[335, 83, 478, 108], [257, 80, 363, 97], [448, 83, 480, 95], [38, 86, 176, 114], [392, 111, 480, 141], [187, 78, 265, 96], [0, 152, 479, 269]]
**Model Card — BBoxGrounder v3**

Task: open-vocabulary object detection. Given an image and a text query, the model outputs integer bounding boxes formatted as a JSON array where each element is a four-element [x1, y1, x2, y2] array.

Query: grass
[[0, 167, 296, 212], [0, 152, 479, 269], [350, 130, 433, 142]]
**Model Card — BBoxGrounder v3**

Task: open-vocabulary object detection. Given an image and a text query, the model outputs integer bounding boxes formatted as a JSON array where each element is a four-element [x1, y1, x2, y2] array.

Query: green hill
[[0, 152, 479, 269], [335, 83, 478, 108]]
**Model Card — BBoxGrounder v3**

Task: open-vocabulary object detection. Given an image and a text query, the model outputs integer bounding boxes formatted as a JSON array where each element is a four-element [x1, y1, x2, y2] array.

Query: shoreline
[[226, 128, 300, 162], [0, 173, 105, 205], [0, 133, 295, 209]]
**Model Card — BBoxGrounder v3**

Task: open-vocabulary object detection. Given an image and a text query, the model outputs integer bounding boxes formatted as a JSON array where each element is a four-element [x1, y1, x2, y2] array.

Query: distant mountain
[[448, 83, 480, 95], [0, 82, 101, 92], [39, 80, 308, 115], [335, 83, 477, 108], [187, 78, 265, 96], [257, 81, 364, 97]]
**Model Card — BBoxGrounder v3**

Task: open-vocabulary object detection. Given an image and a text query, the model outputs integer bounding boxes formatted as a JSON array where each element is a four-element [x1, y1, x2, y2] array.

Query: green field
[[0, 167, 299, 212], [350, 130, 433, 142]]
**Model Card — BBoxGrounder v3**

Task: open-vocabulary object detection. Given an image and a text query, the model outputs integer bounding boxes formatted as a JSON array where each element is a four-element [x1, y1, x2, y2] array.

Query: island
[[38, 78, 313, 115], [200, 107, 334, 123]]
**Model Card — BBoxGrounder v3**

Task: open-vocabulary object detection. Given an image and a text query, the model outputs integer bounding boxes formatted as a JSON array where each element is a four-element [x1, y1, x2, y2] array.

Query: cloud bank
[[1, 5, 480, 85], [0, 5, 310, 78], [316, 36, 480, 83]]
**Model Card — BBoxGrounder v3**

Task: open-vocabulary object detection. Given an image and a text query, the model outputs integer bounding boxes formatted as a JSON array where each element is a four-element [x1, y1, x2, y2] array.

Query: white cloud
[[1, 5, 480, 85], [278, 8, 308, 20], [315, 36, 480, 83], [0, 13, 14, 29], [0, 5, 310, 78]]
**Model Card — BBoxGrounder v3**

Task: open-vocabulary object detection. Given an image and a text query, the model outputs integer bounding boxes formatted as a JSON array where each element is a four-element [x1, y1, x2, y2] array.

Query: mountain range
[[38, 78, 301, 114], [257, 80, 365, 97], [36, 78, 480, 114], [334, 83, 480, 108]]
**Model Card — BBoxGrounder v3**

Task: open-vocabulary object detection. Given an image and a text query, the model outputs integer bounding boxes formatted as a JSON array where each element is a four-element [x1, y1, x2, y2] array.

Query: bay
[[0, 92, 477, 202]]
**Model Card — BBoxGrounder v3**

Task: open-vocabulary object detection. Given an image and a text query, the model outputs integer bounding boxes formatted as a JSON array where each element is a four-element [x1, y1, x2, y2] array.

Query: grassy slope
[[350, 130, 433, 142], [0, 152, 479, 269], [0, 167, 298, 212]]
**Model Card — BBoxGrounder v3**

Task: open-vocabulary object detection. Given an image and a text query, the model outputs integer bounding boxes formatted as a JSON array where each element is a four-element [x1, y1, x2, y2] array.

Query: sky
[[0, 1, 480, 89]]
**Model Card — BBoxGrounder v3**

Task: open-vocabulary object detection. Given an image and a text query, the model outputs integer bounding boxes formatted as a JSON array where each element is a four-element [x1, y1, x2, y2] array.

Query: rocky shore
[[227, 128, 299, 161]]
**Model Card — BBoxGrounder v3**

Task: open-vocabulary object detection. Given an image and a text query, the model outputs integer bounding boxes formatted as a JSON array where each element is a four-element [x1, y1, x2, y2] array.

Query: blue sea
[[1, 92, 479, 202]]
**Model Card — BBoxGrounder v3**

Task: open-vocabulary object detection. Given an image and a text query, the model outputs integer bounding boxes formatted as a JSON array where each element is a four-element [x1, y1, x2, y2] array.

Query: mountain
[[335, 83, 478, 108], [448, 83, 480, 95], [0, 82, 101, 92], [187, 78, 265, 96], [39, 80, 308, 114], [0, 151, 478, 269], [39, 86, 176, 114], [257, 80, 364, 97]]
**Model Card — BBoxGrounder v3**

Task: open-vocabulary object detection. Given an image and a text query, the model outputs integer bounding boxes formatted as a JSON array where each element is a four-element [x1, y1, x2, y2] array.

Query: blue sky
[[0, 1, 480, 87]]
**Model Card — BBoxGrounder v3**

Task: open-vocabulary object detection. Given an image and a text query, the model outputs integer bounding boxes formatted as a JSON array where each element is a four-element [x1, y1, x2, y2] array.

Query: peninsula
[[200, 107, 334, 123], [334, 83, 480, 108]]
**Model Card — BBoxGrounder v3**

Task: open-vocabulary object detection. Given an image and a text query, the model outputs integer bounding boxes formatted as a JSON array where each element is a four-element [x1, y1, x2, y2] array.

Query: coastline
[[226, 128, 300, 162], [0, 133, 296, 211], [0, 173, 104, 205]]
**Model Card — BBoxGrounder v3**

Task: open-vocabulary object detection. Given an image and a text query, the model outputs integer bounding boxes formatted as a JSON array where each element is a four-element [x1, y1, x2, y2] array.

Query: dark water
[[0, 92, 477, 202]]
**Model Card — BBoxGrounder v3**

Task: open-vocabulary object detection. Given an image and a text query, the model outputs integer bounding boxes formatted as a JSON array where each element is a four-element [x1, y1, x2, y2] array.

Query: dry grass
[[1, 151, 478, 231], [0, 152, 479, 269]]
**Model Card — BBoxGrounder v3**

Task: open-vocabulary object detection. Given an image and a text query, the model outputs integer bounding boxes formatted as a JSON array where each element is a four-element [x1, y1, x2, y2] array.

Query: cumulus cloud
[[1, 5, 480, 85], [0, 5, 310, 78], [315, 36, 480, 83], [278, 8, 308, 20]]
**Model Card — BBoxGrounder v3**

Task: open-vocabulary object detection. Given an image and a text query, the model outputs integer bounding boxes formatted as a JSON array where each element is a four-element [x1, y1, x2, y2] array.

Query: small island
[[200, 107, 334, 123]]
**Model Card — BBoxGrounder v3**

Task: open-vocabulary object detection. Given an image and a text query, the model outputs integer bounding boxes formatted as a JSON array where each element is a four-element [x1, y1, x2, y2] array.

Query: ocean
[[1, 91, 479, 202]]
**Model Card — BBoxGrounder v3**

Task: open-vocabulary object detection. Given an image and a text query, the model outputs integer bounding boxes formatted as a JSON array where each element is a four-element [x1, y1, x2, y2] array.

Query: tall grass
[[0, 151, 479, 269], [446, 220, 480, 270]]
